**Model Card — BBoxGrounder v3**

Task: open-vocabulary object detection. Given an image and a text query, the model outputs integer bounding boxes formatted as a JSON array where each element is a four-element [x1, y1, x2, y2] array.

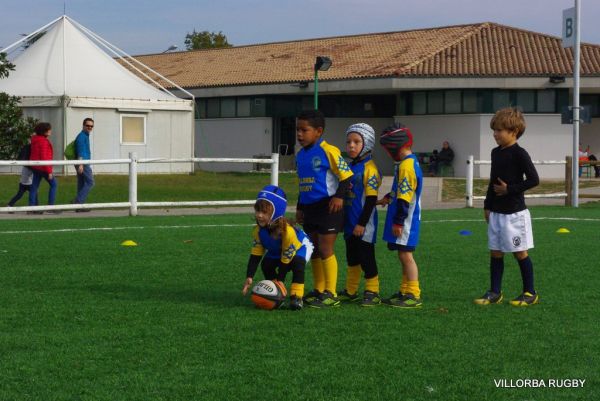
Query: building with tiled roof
[[134, 22, 600, 178]]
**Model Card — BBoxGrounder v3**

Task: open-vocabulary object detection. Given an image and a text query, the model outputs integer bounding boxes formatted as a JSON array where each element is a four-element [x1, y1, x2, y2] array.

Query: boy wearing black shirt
[[475, 108, 540, 307]]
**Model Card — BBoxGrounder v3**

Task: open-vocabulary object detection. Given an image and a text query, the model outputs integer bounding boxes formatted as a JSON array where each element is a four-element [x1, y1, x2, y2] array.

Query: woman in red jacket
[[29, 122, 59, 213]]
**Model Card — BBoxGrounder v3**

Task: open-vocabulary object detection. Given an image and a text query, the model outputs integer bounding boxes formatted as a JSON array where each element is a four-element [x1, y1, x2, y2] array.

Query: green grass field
[[1, 206, 598, 401]]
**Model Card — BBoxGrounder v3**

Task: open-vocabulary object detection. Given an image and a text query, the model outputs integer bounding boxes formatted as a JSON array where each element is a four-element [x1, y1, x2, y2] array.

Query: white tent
[[0, 16, 195, 174]]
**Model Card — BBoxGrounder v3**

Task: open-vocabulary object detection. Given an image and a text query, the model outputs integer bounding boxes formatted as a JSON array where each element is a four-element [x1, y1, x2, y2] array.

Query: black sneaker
[[337, 289, 359, 303], [473, 290, 503, 305], [361, 290, 382, 307], [302, 289, 321, 305], [308, 290, 341, 308], [509, 292, 539, 307], [289, 295, 303, 310], [382, 292, 403, 305], [384, 293, 422, 308]]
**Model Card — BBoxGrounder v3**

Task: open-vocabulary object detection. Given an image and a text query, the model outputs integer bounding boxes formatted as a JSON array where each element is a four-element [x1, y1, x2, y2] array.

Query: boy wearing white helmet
[[338, 123, 382, 306]]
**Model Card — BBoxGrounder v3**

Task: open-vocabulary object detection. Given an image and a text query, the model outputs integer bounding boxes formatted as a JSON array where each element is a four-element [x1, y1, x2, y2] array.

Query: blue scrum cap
[[257, 185, 287, 221]]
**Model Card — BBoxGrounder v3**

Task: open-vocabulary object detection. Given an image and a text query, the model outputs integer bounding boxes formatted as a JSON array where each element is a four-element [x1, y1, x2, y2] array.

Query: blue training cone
[[459, 230, 472, 236]]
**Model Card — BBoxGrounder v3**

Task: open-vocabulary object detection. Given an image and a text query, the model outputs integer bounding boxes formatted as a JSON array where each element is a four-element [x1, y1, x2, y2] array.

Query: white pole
[[572, 0, 581, 207], [466, 155, 474, 208], [270, 152, 279, 186], [129, 152, 138, 216]]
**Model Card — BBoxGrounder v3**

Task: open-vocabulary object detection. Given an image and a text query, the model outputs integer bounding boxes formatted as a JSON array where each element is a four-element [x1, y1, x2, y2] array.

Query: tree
[[0, 52, 38, 160], [184, 30, 232, 50]]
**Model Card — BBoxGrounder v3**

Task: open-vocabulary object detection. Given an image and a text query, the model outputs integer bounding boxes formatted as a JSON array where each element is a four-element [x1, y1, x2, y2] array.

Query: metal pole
[[313, 69, 319, 109], [129, 152, 138, 216], [466, 155, 474, 208], [270, 152, 279, 186], [572, 0, 581, 207]]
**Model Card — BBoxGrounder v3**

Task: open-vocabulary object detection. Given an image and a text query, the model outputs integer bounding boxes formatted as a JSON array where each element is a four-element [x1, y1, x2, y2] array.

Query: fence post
[[565, 156, 572, 207], [270, 152, 279, 186], [129, 152, 138, 216], [466, 155, 474, 208]]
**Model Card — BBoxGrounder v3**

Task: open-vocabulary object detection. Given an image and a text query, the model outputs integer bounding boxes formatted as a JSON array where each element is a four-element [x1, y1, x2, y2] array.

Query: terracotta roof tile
[[131, 22, 600, 88]]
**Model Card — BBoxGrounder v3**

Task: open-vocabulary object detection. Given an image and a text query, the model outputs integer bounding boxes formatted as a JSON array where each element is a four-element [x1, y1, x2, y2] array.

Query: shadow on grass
[[83, 284, 245, 307]]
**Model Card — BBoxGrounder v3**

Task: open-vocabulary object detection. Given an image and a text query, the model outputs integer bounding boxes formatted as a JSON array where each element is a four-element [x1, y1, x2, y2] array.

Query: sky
[[1, 0, 599, 55]]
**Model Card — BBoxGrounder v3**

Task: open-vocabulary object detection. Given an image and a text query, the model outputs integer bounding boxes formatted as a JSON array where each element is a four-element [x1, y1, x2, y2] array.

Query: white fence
[[465, 155, 567, 208], [0, 152, 280, 216]]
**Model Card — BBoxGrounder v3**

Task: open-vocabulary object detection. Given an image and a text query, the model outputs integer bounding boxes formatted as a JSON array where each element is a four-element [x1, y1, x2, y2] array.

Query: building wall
[[395, 114, 572, 179], [67, 108, 193, 174], [195, 117, 273, 172]]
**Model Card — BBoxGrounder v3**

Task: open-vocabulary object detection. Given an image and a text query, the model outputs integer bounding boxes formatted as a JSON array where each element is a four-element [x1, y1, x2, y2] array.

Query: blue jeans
[[75, 164, 94, 203], [29, 171, 57, 206]]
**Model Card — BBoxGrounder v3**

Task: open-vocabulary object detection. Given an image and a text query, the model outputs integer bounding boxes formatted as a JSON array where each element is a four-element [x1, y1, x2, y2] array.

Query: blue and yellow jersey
[[383, 154, 423, 246], [296, 137, 353, 205], [344, 156, 381, 243], [250, 224, 314, 263]]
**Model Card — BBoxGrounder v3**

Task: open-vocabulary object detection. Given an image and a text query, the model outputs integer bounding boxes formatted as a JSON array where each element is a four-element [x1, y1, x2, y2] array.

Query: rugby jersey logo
[[283, 243, 297, 259], [337, 155, 350, 172], [398, 177, 412, 194], [311, 156, 322, 172]]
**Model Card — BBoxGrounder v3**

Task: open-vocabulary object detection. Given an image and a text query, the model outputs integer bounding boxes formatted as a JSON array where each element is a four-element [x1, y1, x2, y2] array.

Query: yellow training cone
[[121, 240, 138, 246], [556, 228, 570, 234]]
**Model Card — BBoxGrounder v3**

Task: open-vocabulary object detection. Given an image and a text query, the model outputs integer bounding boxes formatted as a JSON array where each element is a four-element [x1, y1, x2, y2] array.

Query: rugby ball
[[251, 279, 287, 310]]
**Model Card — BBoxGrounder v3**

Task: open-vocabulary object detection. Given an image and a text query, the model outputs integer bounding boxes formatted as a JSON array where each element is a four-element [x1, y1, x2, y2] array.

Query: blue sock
[[518, 257, 535, 294], [490, 257, 504, 294]]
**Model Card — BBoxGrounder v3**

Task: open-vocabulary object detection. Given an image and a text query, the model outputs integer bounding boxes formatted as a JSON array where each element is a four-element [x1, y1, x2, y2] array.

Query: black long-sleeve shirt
[[484, 143, 539, 214]]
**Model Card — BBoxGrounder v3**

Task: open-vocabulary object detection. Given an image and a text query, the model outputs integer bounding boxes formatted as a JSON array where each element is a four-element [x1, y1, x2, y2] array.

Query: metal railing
[[0, 152, 279, 216], [465, 155, 568, 208]]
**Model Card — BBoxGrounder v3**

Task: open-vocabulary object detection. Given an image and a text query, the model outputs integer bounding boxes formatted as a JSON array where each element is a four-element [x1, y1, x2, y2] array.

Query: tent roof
[[0, 16, 185, 102]]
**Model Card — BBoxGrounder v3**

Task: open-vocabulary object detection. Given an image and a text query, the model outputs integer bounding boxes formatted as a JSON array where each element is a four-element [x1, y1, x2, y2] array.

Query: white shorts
[[488, 210, 534, 253]]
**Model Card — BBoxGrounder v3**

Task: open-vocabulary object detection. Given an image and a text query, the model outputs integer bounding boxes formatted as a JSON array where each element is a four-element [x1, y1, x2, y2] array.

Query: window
[[427, 91, 444, 114], [516, 90, 536, 113], [237, 98, 251, 117], [492, 90, 510, 111], [120, 115, 146, 145], [444, 90, 461, 114], [462, 90, 478, 113], [412, 92, 426, 115], [221, 98, 236, 117], [207, 98, 220, 118], [537, 90, 556, 113]]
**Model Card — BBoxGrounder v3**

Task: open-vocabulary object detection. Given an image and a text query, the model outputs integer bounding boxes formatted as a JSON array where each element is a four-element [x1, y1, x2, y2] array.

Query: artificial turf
[[0, 206, 598, 401]]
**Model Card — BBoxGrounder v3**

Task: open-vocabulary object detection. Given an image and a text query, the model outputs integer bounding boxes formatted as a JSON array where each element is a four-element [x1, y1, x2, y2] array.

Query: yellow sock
[[311, 258, 325, 293], [406, 280, 421, 299], [290, 283, 305, 298], [322, 255, 339, 296], [400, 273, 408, 294], [365, 275, 379, 293], [346, 265, 361, 295]]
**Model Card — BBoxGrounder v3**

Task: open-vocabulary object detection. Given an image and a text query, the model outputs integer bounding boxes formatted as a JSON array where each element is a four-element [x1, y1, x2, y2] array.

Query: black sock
[[518, 257, 535, 294], [490, 257, 504, 294]]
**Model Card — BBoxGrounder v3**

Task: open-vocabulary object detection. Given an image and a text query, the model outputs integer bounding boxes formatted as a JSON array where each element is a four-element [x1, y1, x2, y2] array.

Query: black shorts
[[387, 242, 416, 252], [300, 198, 344, 235]]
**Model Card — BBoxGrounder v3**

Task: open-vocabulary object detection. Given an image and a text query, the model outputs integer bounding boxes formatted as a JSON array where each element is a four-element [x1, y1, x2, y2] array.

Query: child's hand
[[296, 210, 304, 224], [242, 277, 253, 295], [392, 224, 403, 237], [377, 195, 391, 207], [484, 209, 490, 223], [493, 178, 508, 196], [329, 197, 343, 213], [353, 225, 365, 237]]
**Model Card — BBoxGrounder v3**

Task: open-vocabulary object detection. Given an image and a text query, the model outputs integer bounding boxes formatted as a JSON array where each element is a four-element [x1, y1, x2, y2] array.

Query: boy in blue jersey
[[295, 110, 354, 308], [378, 123, 424, 308], [337, 123, 382, 306], [242, 185, 314, 310]]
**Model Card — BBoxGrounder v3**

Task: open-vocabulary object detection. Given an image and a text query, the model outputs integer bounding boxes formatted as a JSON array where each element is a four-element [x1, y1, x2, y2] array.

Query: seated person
[[430, 141, 454, 175]]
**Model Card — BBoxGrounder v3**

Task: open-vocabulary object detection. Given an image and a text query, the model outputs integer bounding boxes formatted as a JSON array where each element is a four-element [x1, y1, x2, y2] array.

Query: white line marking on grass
[[423, 217, 600, 224], [0, 224, 254, 235], [2, 216, 598, 235]]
